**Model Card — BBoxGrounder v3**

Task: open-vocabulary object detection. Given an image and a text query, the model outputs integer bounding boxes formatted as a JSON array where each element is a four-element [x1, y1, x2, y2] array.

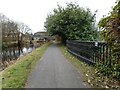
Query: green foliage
[[44, 2, 98, 44], [98, 1, 120, 44], [96, 63, 120, 80], [98, 1, 120, 80], [98, 16, 110, 29]]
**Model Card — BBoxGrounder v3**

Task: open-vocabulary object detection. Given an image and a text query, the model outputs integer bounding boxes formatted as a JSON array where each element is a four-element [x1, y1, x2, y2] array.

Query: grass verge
[[2, 42, 51, 88], [58, 44, 120, 89]]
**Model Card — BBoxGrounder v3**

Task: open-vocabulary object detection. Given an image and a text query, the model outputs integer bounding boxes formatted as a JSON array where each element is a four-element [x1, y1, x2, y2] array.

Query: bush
[[96, 63, 120, 80]]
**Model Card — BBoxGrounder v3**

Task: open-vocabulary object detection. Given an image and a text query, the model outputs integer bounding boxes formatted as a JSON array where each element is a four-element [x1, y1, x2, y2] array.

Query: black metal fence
[[66, 40, 112, 65]]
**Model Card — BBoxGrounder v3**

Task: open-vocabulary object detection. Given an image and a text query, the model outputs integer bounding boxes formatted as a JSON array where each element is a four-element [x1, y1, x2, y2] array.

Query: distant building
[[33, 31, 50, 47], [34, 31, 50, 41]]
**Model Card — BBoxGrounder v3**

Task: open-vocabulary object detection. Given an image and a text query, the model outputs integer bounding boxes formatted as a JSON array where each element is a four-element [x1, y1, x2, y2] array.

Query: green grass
[[2, 42, 51, 88], [58, 44, 120, 89]]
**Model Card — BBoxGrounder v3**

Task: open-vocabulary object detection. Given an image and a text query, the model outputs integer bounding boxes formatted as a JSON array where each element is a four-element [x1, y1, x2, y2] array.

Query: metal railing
[[66, 40, 112, 65]]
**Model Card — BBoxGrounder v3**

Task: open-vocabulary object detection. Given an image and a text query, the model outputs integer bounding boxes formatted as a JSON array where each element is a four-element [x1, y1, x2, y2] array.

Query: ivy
[[98, 1, 120, 80]]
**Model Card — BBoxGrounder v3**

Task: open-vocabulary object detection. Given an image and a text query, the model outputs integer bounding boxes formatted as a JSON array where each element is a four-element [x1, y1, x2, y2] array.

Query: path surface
[[25, 44, 89, 88]]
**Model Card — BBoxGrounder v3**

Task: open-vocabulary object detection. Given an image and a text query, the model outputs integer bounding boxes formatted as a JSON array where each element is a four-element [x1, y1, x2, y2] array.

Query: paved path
[[25, 44, 89, 88]]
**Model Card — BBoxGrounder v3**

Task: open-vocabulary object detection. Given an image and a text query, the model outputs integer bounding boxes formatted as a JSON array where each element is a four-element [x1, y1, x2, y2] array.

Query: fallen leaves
[[59, 44, 120, 89], [88, 79, 91, 83], [85, 74, 88, 77]]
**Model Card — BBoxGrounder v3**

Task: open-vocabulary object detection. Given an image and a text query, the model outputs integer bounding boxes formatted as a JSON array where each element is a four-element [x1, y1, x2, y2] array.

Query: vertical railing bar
[[66, 40, 107, 65]]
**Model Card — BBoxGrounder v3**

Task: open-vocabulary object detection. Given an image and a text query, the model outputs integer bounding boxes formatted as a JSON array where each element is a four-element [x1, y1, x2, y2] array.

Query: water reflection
[[1, 45, 34, 71], [22, 47, 34, 54]]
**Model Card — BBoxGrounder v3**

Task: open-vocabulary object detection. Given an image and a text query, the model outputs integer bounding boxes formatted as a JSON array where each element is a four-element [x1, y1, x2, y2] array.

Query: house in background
[[34, 31, 49, 41], [33, 31, 50, 47]]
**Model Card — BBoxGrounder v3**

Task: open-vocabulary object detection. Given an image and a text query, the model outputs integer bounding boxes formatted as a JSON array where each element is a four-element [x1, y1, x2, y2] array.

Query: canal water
[[20, 46, 34, 56], [1, 45, 34, 71]]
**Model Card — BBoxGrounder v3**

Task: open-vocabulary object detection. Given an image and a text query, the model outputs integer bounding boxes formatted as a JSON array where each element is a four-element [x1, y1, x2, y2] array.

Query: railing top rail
[[67, 40, 107, 44]]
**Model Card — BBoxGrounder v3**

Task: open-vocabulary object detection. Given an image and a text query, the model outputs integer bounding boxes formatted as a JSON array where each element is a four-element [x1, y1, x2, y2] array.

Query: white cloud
[[0, 0, 116, 33]]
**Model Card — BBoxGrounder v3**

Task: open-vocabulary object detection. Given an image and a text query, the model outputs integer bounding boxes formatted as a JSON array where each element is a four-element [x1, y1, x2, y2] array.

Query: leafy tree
[[98, 0, 120, 61], [98, 1, 120, 79], [44, 2, 98, 44]]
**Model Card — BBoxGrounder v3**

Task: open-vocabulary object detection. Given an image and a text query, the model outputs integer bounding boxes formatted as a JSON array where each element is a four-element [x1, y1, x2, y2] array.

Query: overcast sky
[[0, 0, 116, 33]]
